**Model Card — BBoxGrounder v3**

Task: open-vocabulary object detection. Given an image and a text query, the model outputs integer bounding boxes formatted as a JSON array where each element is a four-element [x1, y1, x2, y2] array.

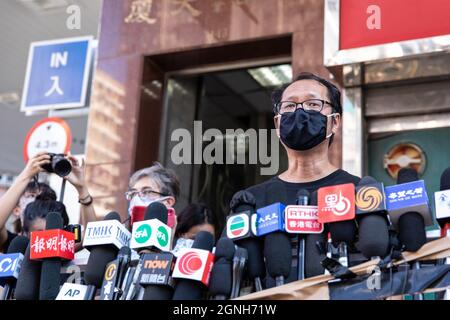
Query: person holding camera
[[0, 152, 97, 253]]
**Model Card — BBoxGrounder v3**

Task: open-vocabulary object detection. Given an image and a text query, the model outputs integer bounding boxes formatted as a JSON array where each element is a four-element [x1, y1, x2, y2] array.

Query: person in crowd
[[0, 152, 96, 253], [172, 203, 218, 255], [22, 190, 70, 235], [126, 162, 180, 230]]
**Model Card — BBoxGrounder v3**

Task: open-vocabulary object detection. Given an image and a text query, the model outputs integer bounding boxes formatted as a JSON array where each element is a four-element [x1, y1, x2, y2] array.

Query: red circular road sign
[[23, 117, 72, 162]]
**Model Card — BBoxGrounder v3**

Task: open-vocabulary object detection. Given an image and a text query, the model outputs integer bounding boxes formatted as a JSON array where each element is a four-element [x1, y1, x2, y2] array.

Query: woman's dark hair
[[22, 189, 69, 234], [175, 203, 216, 240], [13, 181, 57, 234], [271, 72, 342, 115]]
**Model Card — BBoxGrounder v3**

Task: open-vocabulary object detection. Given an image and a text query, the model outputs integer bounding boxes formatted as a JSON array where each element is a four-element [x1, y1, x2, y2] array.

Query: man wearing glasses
[[246, 72, 361, 286]]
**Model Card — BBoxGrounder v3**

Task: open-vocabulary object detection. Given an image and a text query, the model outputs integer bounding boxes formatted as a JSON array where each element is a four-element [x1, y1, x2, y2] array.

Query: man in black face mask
[[245, 72, 360, 286]]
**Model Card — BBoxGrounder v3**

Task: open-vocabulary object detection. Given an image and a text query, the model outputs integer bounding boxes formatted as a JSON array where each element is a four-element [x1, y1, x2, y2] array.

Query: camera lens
[[52, 154, 72, 177]]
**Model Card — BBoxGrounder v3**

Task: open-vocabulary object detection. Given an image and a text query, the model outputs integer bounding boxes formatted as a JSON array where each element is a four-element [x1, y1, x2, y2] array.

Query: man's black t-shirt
[[245, 169, 360, 287]]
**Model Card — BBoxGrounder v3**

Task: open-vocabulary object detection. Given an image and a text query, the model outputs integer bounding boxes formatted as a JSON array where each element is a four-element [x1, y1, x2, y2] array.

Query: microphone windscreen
[[239, 238, 265, 280], [104, 211, 121, 221], [172, 279, 204, 300], [144, 202, 168, 224], [209, 237, 235, 297], [7, 235, 29, 254], [84, 246, 117, 288], [45, 211, 64, 229], [397, 168, 419, 184], [208, 259, 232, 297], [305, 232, 326, 278], [192, 231, 214, 251], [142, 286, 173, 300], [357, 176, 378, 186], [230, 190, 256, 213], [14, 244, 41, 300], [214, 237, 235, 260], [440, 166, 450, 191], [358, 214, 390, 258], [398, 212, 426, 251], [309, 190, 318, 206], [263, 232, 291, 279], [39, 212, 65, 300], [118, 246, 131, 259], [329, 220, 357, 245]]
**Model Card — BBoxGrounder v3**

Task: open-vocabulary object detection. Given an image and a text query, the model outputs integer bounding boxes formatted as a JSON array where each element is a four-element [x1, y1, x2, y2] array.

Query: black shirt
[[245, 169, 360, 286], [1, 230, 18, 253]]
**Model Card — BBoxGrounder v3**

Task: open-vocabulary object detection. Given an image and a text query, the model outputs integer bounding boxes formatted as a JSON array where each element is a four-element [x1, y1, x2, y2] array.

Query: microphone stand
[[275, 276, 284, 287], [59, 178, 67, 202], [254, 277, 263, 292], [297, 235, 305, 280]]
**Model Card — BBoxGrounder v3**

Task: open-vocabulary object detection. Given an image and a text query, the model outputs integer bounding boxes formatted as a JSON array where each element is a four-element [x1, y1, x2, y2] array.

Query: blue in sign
[[21, 36, 93, 111]]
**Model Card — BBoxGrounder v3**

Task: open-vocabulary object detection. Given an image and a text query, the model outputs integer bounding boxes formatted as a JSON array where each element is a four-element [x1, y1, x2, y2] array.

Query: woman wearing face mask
[[171, 203, 217, 256], [126, 162, 180, 230], [245, 72, 361, 284]]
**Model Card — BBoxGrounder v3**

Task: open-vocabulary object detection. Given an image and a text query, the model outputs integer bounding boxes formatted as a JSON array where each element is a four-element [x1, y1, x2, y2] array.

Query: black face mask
[[279, 108, 335, 151]]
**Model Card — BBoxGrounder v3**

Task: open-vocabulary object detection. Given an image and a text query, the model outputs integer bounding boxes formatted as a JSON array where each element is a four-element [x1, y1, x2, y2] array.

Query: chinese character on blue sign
[[256, 203, 285, 236], [21, 36, 93, 111], [385, 180, 428, 211]]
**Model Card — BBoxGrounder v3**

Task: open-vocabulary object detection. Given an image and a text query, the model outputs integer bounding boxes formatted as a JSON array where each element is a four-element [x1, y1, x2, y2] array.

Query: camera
[[41, 153, 72, 177]]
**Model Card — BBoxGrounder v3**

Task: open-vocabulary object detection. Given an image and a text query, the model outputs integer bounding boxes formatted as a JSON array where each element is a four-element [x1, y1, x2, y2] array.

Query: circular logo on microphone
[[331, 193, 351, 216], [156, 226, 169, 247], [135, 224, 152, 244], [104, 263, 117, 281], [356, 186, 382, 211], [226, 214, 249, 239], [178, 251, 203, 275]]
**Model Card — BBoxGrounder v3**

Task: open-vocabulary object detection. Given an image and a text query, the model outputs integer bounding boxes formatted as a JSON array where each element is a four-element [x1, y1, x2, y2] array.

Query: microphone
[[139, 252, 176, 300], [83, 212, 131, 289], [230, 246, 248, 299], [435, 166, 450, 234], [99, 246, 131, 300], [386, 168, 431, 251], [355, 176, 390, 259], [318, 183, 357, 268], [56, 283, 97, 300], [228, 190, 265, 292], [208, 237, 235, 300], [285, 189, 324, 280], [0, 236, 29, 300], [38, 212, 74, 300], [14, 243, 42, 300], [304, 190, 328, 278], [130, 202, 172, 253], [172, 231, 215, 300], [264, 232, 292, 287]]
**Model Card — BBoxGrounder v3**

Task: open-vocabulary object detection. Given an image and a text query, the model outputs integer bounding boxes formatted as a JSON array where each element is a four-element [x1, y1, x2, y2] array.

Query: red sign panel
[[318, 183, 355, 223], [340, 0, 450, 50], [30, 229, 75, 260], [285, 205, 324, 234]]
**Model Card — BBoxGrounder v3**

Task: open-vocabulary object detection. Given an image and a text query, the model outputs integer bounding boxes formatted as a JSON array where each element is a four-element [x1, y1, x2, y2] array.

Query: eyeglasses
[[274, 99, 333, 115], [125, 188, 168, 201]]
